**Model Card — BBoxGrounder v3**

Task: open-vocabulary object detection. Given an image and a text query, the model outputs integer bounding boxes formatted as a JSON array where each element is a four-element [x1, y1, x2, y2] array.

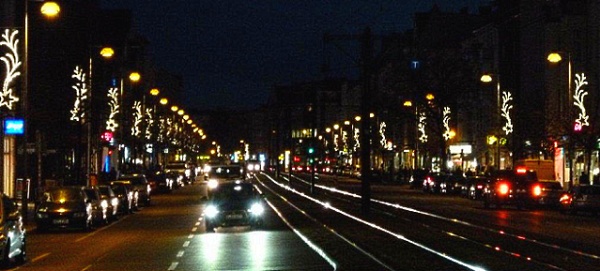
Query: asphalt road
[[14, 183, 333, 271]]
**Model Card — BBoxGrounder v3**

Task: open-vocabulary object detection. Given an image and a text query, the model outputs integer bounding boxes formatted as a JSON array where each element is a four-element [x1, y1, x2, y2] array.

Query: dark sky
[[100, 1, 484, 110]]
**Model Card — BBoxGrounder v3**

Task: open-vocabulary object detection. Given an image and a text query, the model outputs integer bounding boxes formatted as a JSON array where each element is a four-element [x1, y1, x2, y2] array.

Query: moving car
[[35, 186, 93, 231], [532, 180, 563, 207], [113, 174, 151, 206], [203, 182, 265, 232], [0, 194, 26, 268], [559, 184, 600, 215], [482, 168, 539, 209], [462, 176, 490, 200]]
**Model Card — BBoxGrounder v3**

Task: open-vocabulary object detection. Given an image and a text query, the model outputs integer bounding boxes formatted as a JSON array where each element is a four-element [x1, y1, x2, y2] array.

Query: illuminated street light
[[99, 47, 114, 58], [129, 72, 140, 82], [159, 98, 168, 105], [40, 2, 60, 18], [150, 88, 160, 96]]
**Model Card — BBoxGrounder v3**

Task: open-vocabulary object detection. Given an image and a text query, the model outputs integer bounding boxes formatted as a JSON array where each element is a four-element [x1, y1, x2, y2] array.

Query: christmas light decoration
[[145, 107, 154, 140], [70, 66, 88, 122], [418, 111, 427, 143], [353, 127, 360, 151], [573, 73, 589, 127], [442, 107, 451, 141], [105, 87, 119, 131], [0, 29, 21, 111], [131, 101, 142, 137], [501, 91, 513, 135], [379, 122, 386, 148]]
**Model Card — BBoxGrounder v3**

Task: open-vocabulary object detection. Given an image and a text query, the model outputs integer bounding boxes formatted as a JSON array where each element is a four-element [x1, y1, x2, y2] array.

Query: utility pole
[[359, 27, 373, 215]]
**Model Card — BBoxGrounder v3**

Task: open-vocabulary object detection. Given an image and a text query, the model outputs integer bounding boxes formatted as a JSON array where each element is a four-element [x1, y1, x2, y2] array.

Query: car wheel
[[0, 241, 11, 269], [15, 238, 25, 265]]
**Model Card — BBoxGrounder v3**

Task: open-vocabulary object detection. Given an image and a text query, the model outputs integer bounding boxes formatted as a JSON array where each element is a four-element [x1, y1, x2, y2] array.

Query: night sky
[[100, 1, 485, 110]]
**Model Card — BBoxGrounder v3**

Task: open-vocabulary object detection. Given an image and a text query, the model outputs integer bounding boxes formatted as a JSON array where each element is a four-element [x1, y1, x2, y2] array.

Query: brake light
[[498, 183, 510, 195], [559, 194, 571, 204], [532, 184, 542, 196], [516, 167, 527, 174]]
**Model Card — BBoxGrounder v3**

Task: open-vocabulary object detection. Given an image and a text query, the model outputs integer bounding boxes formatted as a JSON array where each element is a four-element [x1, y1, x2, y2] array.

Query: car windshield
[[212, 184, 255, 201], [209, 166, 243, 179], [44, 189, 83, 203]]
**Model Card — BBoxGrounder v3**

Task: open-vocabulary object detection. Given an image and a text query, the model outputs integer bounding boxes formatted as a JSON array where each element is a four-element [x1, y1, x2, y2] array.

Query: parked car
[[423, 173, 449, 194], [146, 171, 174, 194], [83, 186, 109, 226], [559, 184, 600, 215], [110, 182, 135, 214], [440, 174, 467, 194], [203, 182, 265, 232], [96, 185, 119, 221], [0, 194, 26, 268], [35, 186, 93, 231], [113, 174, 151, 206]]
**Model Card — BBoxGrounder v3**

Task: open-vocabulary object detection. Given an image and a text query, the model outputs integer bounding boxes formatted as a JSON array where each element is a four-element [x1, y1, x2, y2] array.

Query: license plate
[[226, 214, 243, 219], [53, 219, 68, 224]]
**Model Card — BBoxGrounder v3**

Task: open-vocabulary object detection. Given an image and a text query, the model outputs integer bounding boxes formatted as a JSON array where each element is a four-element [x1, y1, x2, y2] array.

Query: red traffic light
[[574, 122, 582, 132]]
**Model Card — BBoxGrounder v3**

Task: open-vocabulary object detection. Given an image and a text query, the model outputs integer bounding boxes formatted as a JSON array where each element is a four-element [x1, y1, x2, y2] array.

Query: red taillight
[[476, 184, 483, 189], [532, 184, 542, 196], [559, 194, 571, 204], [498, 183, 510, 195]]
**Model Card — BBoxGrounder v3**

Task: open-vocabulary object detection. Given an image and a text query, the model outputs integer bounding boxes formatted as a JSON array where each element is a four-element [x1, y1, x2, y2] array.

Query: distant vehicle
[[146, 171, 174, 194], [35, 186, 93, 231], [113, 174, 151, 206], [462, 176, 490, 200], [559, 184, 600, 215], [0, 194, 26, 268], [440, 174, 467, 194], [245, 160, 261, 175], [203, 182, 265, 232], [422, 173, 449, 194], [205, 165, 246, 192], [165, 162, 193, 184], [532, 180, 563, 207]]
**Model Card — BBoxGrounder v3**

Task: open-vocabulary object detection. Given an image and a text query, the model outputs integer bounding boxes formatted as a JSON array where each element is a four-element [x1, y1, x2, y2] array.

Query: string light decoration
[[353, 127, 360, 151], [442, 107, 452, 141], [501, 91, 513, 135], [333, 133, 339, 152], [69, 66, 88, 122], [379, 122, 386, 148], [144, 107, 154, 140], [105, 87, 119, 131], [573, 73, 589, 128], [418, 111, 427, 143], [131, 101, 142, 137], [0, 29, 21, 111]]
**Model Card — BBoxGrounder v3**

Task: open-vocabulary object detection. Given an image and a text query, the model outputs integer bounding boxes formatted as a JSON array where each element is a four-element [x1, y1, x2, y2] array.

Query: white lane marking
[[183, 241, 190, 247], [187, 234, 194, 239], [168, 262, 178, 271], [195, 222, 200, 226], [176, 251, 185, 258], [31, 252, 51, 263], [191, 227, 197, 232]]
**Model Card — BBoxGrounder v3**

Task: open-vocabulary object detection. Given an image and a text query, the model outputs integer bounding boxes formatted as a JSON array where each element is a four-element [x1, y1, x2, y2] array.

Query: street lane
[[17, 183, 334, 271]]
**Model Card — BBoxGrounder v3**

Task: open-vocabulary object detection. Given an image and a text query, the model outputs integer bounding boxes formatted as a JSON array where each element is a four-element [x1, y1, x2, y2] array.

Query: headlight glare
[[205, 205, 219, 218], [249, 202, 264, 215]]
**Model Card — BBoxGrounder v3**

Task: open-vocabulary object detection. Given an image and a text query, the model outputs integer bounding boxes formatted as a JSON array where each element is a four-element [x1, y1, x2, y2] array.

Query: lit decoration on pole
[[333, 133, 339, 152], [379, 122, 386, 148], [105, 87, 119, 131], [573, 73, 589, 128], [131, 101, 142, 137], [0, 29, 21, 111], [442, 107, 452, 141], [144, 107, 154, 140], [69, 66, 88, 122], [353, 127, 360, 151], [501, 91, 513, 135], [418, 111, 427, 143]]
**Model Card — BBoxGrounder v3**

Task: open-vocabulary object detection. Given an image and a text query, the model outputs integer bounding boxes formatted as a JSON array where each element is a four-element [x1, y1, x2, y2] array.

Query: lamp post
[[481, 73, 502, 170]]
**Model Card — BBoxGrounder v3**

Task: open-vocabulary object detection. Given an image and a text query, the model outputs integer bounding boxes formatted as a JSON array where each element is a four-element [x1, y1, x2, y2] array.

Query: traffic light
[[574, 122, 582, 132], [100, 131, 113, 142], [308, 147, 314, 155]]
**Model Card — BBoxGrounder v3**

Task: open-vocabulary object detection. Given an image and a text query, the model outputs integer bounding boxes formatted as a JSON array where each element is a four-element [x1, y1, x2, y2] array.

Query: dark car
[[83, 186, 109, 226], [146, 171, 174, 194], [440, 174, 467, 195], [35, 186, 93, 231], [0, 194, 26, 268], [203, 182, 265, 232], [559, 184, 600, 215], [110, 183, 135, 214], [532, 180, 563, 207], [96, 185, 119, 221], [422, 173, 449, 194], [462, 176, 491, 200], [113, 174, 151, 206], [205, 165, 246, 192], [482, 168, 539, 209]]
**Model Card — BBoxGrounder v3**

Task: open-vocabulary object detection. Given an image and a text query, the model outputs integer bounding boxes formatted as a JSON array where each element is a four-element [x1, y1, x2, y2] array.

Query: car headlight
[[207, 179, 218, 189], [101, 200, 109, 209], [204, 205, 219, 218], [249, 202, 264, 216], [37, 207, 48, 213], [111, 198, 119, 207]]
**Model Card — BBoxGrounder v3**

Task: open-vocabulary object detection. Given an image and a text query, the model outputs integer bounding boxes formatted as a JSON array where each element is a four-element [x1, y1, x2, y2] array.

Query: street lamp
[[481, 73, 502, 170]]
